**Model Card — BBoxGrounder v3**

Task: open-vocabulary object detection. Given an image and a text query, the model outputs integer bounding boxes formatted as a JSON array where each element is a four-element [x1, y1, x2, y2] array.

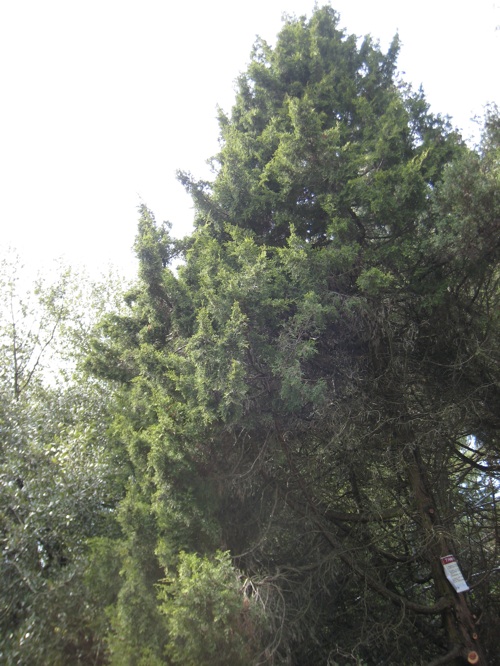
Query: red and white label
[[440, 555, 469, 593]]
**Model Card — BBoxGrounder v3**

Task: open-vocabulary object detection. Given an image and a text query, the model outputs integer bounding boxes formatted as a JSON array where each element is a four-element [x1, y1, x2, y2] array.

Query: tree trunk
[[408, 446, 487, 665]]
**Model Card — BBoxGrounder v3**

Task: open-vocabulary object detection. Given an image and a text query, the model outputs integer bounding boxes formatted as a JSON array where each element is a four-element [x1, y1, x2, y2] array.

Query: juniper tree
[[90, 8, 500, 664]]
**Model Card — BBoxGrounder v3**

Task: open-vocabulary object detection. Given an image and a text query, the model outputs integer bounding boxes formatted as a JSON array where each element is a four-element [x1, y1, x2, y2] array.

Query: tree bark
[[408, 446, 487, 666]]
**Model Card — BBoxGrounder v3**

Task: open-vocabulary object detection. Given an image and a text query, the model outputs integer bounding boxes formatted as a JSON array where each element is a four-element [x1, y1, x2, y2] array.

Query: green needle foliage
[[87, 7, 499, 665], [158, 550, 265, 666]]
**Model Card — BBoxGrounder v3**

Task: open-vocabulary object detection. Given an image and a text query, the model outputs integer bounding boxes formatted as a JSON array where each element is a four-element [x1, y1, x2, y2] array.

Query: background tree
[[0, 253, 127, 665]]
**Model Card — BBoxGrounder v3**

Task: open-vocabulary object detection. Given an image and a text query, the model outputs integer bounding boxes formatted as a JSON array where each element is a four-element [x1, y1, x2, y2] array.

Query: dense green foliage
[[2, 6, 499, 665], [92, 8, 498, 664], [0, 258, 125, 664]]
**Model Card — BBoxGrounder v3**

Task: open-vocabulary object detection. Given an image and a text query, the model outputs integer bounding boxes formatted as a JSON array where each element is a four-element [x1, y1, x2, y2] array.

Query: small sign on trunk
[[440, 555, 469, 593]]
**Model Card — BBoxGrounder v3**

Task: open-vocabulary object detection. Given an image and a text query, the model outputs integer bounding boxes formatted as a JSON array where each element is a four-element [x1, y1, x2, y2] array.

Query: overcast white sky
[[0, 0, 498, 279]]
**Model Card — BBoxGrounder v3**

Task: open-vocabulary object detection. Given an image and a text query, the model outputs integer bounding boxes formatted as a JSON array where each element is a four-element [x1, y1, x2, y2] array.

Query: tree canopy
[[0, 257, 127, 665], [86, 7, 499, 664], [2, 6, 499, 665]]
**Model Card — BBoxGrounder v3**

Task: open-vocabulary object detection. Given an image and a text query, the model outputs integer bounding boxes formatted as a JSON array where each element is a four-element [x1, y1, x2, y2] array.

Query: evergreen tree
[[90, 8, 499, 664]]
